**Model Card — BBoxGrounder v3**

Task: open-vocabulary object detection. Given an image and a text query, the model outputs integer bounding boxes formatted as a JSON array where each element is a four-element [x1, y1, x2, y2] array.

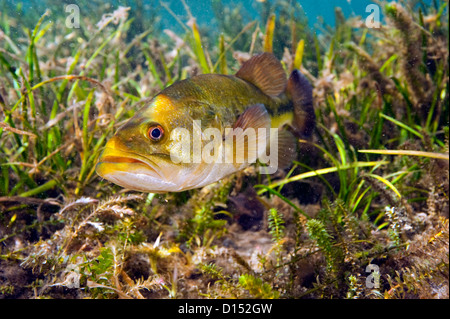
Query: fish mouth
[[96, 147, 163, 179], [96, 147, 183, 192], [101, 155, 147, 165]]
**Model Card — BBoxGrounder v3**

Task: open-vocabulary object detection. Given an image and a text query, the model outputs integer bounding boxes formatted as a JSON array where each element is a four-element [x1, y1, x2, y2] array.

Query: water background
[[3, 0, 416, 33]]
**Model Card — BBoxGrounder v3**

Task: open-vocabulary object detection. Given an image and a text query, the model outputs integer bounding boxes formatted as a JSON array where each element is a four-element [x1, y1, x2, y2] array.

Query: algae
[[0, 0, 448, 299]]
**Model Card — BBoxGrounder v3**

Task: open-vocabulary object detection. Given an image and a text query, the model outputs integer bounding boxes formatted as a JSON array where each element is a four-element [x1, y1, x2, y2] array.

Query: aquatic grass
[[263, 14, 276, 53], [189, 19, 212, 74], [0, 8, 129, 197], [252, 1, 447, 298], [0, 0, 448, 300], [25, 10, 50, 85], [380, 112, 424, 140], [306, 219, 334, 266], [218, 33, 227, 75], [313, 33, 323, 72], [211, 21, 257, 73], [255, 184, 310, 220], [293, 39, 305, 70], [258, 161, 388, 193], [359, 149, 449, 160], [74, 96, 127, 195], [18, 179, 58, 198], [365, 173, 402, 199], [76, 89, 95, 195]]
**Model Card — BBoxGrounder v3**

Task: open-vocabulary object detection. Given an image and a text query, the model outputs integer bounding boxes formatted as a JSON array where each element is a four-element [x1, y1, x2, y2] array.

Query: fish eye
[[148, 125, 164, 141]]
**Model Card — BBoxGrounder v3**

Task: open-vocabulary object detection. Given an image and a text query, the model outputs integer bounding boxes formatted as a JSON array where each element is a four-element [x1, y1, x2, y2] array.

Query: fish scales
[[96, 53, 314, 192]]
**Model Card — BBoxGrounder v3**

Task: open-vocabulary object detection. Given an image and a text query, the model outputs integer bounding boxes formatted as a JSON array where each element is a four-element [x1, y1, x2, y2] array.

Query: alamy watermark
[[64, 3, 382, 32], [169, 121, 279, 174], [365, 264, 380, 289], [65, 4, 80, 29], [365, 4, 381, 29]]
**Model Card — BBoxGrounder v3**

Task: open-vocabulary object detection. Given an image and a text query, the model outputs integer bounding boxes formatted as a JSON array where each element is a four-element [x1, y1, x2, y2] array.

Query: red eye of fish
[[148, 125, 164, 141]]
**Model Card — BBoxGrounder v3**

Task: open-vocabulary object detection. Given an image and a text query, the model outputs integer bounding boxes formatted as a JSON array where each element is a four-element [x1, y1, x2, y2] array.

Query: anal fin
[[258, 128, 297, 174], [275, 129, 297, 169]]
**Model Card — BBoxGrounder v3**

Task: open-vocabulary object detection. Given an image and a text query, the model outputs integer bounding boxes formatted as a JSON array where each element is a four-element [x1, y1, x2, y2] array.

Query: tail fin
[[286, 70, 315, 138]]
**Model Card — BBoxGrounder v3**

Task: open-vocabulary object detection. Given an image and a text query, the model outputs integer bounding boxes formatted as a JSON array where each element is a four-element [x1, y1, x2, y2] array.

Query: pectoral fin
[[225, 104, 271, 168]]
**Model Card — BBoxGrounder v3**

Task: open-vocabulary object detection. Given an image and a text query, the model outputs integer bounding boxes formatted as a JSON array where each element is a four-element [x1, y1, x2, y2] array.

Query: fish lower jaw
[[97, 167, 179, 193], [97, 152, 165, 180], [95, 162, 238, 193]]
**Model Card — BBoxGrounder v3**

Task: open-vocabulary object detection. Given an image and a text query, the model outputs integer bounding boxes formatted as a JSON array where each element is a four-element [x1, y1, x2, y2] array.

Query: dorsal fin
[[235, 53, 287, 98]]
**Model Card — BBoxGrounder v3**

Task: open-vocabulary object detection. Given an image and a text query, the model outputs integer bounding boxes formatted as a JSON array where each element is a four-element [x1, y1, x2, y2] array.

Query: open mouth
[[101, 155, 147, 165], [97, 148, 163, 179]]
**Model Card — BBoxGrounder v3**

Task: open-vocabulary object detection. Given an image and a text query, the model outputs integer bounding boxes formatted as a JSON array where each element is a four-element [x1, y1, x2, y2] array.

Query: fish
[[95, 53, 315, 193]]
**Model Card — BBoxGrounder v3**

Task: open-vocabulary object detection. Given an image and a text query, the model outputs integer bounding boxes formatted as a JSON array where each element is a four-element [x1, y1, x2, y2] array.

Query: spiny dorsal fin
[[235, 53, 287, 98]]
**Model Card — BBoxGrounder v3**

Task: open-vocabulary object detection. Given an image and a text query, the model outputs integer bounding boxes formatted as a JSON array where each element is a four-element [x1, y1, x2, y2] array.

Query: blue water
[[3, 0, 435, 36], [167, 0, 385, 29], [116, 0, 431, 34], [128, 0, 388, 32]]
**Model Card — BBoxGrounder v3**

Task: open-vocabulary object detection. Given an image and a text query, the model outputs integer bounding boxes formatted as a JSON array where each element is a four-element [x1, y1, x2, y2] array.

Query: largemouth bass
[[96, 53, 314, 192]]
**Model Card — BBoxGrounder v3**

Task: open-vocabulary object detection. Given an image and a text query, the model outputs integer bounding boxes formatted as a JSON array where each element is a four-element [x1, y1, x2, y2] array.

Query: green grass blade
[[191, 20, 210, 74], [293, 39, 305, 70], [18, 179, 57, 197], [259, 161, 388, 193], [380, 113, 424, 139], [218, 33, 227, 75], [254, 185, 310, 219], [365, 173, 402, 199], [359, 149, 448, 160], [380, 54, 398, 73], [212, 21, 256, 73], [263, 14, 275, 53]]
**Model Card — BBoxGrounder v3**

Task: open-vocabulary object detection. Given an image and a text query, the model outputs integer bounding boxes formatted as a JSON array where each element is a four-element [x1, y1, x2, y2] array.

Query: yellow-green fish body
[[96, 53, 314, 192]]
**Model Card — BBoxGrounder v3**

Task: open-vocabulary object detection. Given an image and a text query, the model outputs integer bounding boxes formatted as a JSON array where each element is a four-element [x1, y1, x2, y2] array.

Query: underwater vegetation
[[0, 0, 448, 299]]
